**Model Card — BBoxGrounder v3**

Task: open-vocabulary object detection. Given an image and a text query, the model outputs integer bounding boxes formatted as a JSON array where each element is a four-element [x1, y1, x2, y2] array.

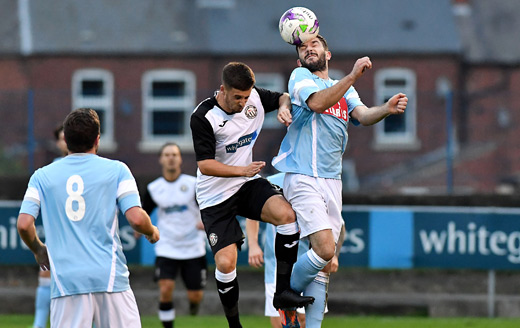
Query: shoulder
[[148, 176, 165, 188], [192, 97, 218, 119], [180, 174, 197, 184], [291, 67, 313, 80]]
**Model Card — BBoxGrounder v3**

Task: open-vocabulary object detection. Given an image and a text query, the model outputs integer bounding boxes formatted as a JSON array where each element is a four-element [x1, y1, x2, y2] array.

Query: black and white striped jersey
[[190, 87, 283, 209], [143, 174, 206, 259]]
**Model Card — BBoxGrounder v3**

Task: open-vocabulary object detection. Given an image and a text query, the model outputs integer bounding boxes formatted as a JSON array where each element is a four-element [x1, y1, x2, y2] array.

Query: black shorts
[[201, 177, 282, 255], [154, 256, 207, 290]]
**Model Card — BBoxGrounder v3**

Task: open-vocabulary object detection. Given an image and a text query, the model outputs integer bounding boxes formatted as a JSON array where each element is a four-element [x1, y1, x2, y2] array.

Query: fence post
[[27, 89, 35, 173]]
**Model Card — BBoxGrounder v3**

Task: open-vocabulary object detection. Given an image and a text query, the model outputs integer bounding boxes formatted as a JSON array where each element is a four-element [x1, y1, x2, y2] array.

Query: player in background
[[190, 62, 313, 328], [30, 124, 69, 328], [17, 108, 160, 328], [272, 35, 407, 328], [247, 173, 346, 328], [140, 142, 207, 328]]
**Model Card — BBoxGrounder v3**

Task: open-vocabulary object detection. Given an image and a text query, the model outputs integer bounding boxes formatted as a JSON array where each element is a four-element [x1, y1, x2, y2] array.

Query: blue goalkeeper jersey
[[19, 153, 141, 298], [272, 67, 364, 179]]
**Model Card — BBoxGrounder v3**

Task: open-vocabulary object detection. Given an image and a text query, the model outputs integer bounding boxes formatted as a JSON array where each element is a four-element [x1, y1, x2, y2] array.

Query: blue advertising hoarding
[[2, 201, 520, 270]]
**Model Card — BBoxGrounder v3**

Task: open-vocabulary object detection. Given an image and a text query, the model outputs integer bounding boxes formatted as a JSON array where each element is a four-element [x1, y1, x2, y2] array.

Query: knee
[[276, 206, 296, 225], [313, 243, 335, 262], [216, 257, 236, 274]]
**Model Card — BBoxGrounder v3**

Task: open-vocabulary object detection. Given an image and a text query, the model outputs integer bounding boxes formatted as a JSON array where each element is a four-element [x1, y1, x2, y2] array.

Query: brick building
[[2, 0, 515, 197]]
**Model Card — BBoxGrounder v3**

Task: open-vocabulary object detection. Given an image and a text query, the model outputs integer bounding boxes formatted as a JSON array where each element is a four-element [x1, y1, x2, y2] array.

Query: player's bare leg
[[187, 290, 203, 315], [158, 279, 175, 328]]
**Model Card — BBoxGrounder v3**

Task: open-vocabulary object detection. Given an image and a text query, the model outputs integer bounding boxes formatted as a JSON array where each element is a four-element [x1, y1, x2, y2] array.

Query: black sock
[[159, 301, 174, 328], [275, 231, 300, 294], [216, 277, 242, 328], [189, 301, 200, 315]]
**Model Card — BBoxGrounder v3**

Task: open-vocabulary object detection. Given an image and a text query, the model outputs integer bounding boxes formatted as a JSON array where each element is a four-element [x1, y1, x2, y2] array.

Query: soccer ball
[[279, 7, 319, 45]]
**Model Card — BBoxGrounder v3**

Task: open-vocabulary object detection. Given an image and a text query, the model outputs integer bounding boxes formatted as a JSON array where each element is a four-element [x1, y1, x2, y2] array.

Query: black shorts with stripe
[[201, 177, 282, 255], [154, 255, 207, 290]]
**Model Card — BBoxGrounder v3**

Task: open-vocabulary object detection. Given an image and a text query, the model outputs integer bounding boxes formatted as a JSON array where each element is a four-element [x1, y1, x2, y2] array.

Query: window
[[374, 68, 419, 150], [255, 73, 286, 128], [140, 70, 196, 152], [72, 69, 116, 151]]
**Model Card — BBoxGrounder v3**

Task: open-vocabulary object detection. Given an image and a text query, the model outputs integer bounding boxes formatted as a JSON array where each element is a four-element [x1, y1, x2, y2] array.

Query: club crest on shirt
[[244, 105, 257, 119], [209, 233, 218, 246], [180, 184, 188, 192]]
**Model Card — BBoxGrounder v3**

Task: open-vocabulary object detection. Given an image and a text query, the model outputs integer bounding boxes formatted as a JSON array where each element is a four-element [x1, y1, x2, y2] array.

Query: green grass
[[5, 314, 520, 328]]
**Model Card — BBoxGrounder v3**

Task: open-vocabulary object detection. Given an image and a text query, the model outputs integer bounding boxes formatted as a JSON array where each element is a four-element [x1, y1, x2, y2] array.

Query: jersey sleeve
[[116, 162, 141, 214], [346, 86, 363, 126], [19, 172, 41, 219], [255, 87, 283, 113], [190, 110, 217, 162], [289, 67, 320, 111]]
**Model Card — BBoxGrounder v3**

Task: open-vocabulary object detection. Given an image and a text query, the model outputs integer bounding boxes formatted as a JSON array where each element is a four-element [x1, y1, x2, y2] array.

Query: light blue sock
[[33, 284, 51, 328], [290, 249, 329, 293], [303, 272, 329, 328]]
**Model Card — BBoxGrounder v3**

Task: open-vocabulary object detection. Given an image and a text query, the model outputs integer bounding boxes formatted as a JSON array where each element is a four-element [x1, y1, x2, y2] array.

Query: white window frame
[[255, 73, 286, 129], [139, 69, 196, 153], [72, 69, 116, 152], [374, 68, 420, 150]]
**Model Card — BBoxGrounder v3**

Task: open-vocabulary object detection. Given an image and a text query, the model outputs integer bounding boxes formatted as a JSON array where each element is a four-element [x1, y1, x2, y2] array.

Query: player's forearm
[[352, 104, 391, 126], [17, 214, 45, 254], [246, 219, 260, 248], [126, 207, 156, 236], [306, 74, 356, 113], [198, 159, 249, 177]]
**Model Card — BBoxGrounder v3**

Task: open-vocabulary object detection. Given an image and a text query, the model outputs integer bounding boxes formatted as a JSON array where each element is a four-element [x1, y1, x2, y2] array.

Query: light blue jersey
[[19, 154, 141, 299], [272, 67, 364, 179]]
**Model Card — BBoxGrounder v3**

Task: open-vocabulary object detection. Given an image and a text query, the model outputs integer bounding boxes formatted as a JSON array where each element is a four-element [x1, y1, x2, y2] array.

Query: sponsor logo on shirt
[[323, 97, 349, 122], [164, 204, 188, 214], [225, 131, 257, 153]]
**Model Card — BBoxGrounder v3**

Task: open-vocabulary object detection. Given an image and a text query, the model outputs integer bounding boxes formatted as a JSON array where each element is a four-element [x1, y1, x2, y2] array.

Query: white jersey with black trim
[[146, 174, 206, 259], [190, 87, 282, 209]]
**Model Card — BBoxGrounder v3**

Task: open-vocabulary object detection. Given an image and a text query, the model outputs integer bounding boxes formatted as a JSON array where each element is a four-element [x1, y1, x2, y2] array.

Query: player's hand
[[243, 161, 266, 177], [386, 93, 407, 115], [350, 56, 372, 80], [330, 255, 339, 273], [145, 226, 160, 244], [35, 244, 50, 271], [248, 243, 264, 268], [277, 106, 292, 127]]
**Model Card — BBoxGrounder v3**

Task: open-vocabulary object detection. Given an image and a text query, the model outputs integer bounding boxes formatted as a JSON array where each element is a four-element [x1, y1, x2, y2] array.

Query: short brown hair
[[63, 108, 100, 153], [296, 34, 329, 52], [222, 62, 255, 91], [159, 142, 181, 157]]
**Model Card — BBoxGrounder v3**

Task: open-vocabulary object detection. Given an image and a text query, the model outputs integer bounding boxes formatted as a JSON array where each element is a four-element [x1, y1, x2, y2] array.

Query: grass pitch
[[4, 314, 520, 327]]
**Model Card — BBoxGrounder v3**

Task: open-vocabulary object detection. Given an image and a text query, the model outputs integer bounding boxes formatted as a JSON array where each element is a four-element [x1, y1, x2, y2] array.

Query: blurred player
[[17, 108, 160, 328], [273, 35, 407, 327], [190, 62, 313, 328], [141, 142, 207, 328], [31, 124, 69, 328], [247, 173, 345, 328]]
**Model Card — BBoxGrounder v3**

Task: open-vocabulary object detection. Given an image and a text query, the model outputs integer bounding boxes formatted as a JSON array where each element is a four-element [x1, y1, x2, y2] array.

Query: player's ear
[[326, 51, 331, 61], [297, 59, 302, 67]]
